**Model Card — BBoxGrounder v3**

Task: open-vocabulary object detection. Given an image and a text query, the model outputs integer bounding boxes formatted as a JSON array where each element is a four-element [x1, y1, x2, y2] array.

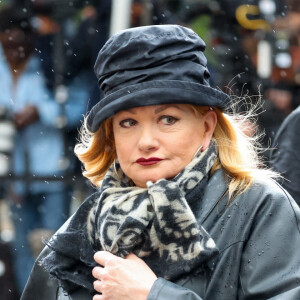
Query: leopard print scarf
[[87, 141, 218, 280]]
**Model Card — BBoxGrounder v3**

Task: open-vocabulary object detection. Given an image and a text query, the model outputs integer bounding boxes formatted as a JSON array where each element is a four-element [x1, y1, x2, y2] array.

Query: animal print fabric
[[87, 141, 219, 280]]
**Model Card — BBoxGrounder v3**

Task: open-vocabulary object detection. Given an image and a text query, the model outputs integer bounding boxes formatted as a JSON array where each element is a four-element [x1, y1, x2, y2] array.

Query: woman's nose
[[137, 127, 159, 152]]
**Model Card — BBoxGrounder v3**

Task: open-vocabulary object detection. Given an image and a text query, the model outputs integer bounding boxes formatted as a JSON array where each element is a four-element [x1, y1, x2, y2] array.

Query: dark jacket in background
[[21, 169, 300, 299], [270, 105, 300, 206]]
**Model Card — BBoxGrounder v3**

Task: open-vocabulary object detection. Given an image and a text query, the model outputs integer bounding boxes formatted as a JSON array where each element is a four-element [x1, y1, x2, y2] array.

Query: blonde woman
[[22, 25, 300, 300]]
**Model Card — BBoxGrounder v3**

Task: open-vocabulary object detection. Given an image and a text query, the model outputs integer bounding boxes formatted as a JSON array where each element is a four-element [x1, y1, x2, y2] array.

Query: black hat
[[87, 25, 230, 132]]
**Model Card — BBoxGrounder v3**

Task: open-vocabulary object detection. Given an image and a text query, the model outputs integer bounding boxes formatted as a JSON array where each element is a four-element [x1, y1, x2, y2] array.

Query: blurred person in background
[[267, 0, 300, 201], [0, 4, 71, 295], [270, 105, 300, 205], [256, 0, 300, 157], [63, 0, 112, 112], [28, 0, 112, 187]]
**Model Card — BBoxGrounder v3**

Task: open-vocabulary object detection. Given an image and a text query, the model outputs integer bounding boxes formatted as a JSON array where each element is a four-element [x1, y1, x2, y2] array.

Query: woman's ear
[[202, 110, 217, 150]]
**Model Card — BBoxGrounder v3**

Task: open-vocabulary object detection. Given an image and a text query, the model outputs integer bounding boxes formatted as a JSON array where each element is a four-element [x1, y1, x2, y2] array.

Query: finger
[[92, 266, 104, 280], [93, 280, 102, 293], [94, 251, 120, 266], [93, 294, 104, 300]]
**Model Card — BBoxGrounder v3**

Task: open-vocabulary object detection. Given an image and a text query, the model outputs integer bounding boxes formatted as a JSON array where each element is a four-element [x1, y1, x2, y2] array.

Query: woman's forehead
[[116, 104, 193, 115]]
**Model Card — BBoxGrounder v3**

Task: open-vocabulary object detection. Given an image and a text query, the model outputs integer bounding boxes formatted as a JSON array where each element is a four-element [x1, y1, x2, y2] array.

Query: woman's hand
[[92, 251, 157, 300]]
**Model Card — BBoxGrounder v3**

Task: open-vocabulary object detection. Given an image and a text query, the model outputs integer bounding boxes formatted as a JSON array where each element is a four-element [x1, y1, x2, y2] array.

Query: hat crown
[[87, 25, 230, 133], [94, 25, 210, 94]]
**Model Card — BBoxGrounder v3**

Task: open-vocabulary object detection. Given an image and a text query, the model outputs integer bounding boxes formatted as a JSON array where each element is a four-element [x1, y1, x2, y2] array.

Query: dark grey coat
[[21, 169, 300, 299], [270, 105, 300, 206]]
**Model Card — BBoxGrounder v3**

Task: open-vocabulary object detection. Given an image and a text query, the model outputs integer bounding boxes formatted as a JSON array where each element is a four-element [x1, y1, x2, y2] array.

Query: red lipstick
[[136, 157, 163, 166]]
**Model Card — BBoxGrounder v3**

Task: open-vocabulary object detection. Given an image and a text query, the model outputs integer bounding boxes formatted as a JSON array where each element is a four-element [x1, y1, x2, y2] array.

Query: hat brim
[[87, 80, 230, 132]]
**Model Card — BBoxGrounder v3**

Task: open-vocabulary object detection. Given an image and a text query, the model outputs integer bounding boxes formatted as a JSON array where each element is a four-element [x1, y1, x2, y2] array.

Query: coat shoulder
[[238, 177, 300, 228]]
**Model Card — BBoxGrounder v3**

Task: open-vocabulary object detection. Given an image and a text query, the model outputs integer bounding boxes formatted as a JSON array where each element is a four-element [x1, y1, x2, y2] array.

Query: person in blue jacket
[[0, 4, 88, 294]]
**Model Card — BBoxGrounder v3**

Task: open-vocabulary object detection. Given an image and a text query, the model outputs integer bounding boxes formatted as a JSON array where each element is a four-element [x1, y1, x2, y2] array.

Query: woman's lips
[[136, 157, 163, 166]]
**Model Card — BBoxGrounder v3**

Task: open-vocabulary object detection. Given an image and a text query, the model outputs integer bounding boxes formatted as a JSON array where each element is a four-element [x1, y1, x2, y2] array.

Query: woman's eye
[[159, 115, 178, 125], [119, 119, 137, 128]]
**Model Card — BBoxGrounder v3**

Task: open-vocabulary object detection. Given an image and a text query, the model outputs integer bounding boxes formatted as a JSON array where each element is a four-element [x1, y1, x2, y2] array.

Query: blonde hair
[[75, 117, 116, 186], [75, 103, 278, 199], [192, 105, 278, 199]]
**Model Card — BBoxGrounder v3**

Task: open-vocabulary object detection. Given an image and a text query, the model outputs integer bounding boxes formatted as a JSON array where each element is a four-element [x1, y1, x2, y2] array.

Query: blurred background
[[0, 0, 299, 298]]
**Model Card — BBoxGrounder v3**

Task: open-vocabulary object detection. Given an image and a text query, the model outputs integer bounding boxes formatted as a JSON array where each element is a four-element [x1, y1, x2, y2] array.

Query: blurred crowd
[[0, 0, 299, 299]]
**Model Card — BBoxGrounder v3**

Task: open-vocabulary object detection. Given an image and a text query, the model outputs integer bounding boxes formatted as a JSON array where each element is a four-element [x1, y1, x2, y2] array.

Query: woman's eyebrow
[[120, 109, 136, 114], [154, 105, 179, 114]]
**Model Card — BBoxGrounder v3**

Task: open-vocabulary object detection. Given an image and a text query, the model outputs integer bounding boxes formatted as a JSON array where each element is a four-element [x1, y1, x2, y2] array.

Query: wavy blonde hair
[[192, 105, 278, 198], [75, 104, 278, 199]]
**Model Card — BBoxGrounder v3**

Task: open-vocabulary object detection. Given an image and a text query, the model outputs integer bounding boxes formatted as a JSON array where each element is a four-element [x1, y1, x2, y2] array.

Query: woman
[[21, 25, 300, 300]]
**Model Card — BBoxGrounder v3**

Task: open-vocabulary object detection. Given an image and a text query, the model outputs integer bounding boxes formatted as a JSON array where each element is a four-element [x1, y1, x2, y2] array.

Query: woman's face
[[112, 104, 217, 187]]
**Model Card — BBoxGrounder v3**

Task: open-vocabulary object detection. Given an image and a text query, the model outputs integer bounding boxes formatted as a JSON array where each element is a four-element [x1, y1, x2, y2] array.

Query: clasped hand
[[92, 251, 157, 300]]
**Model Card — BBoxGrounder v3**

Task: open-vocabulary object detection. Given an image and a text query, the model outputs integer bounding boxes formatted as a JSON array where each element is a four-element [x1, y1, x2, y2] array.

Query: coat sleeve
[[20, 246, 59, 300], [21, 248, 93, 300], [147, 278, 204, 300], [238, 183, 300, 299]]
